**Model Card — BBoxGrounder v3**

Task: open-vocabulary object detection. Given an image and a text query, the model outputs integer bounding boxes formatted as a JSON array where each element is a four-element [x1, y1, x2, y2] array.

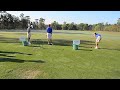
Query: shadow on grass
[[73, 48, 92, 51], [31, 39, 95, 47], [0, 35, 95, 47], [53, 39, 72, 46], [53, 31, 92, 35], [80, 40, 95, 45], [0, 53, 7, 56], [54, 32, 84, 34], [0, 54, 15, 57], [79, 40, 95, 49], [0, 58, 45, 63], [0, 36, 19, 43], [31, 39, 47, 44], [0, 51, 32, 56], [79, 49, 93, 51], [80, 46, 94, 49], [31, 39, 72, 46], [99, 48, 120, 51]]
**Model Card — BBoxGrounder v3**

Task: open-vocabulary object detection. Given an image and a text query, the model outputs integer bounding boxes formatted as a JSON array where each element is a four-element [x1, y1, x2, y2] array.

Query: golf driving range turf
[[0, 30, 120, 79]]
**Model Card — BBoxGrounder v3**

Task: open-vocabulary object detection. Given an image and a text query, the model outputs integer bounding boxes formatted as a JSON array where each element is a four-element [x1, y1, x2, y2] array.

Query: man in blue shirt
[[94, 33, 102, 49], [46, 24, 53, 45]]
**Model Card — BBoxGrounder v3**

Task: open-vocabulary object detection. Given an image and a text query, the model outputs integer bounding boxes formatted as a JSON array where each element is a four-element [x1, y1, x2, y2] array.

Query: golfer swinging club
[[27, 22, 33, 45], [94, 32, 102, 49]]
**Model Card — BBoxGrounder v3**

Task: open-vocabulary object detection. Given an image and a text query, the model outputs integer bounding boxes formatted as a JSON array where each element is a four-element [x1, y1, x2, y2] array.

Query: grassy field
[[0, 30, 120, 79]]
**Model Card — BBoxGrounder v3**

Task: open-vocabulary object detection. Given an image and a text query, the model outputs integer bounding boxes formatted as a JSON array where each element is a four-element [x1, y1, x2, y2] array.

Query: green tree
[[62, 22, 68, 30], [68, 22, 77, 30], [51, 21, 62, 30], [51, 21, 57, 30], [21, 19, 28, 29], [39, 18, 45, 30], [19, 13, 29, 29], [20, 13, 24, 20], [13, 16, 20, 29], [35, 19, 39, 29], [25, 16, 30, 23], [88, 25, 93, 30], [83, 24, 88, 30], [7, 13, 14, 29], [105, 22, 109, 26], [117, 18, 120, 25], [94, 23, 104, 31], [77, 23, 84, 30]]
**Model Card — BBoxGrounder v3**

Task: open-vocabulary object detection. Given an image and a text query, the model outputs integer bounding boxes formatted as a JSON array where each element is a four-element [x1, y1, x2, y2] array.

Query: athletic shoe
[[95, 47, 98, 49], [28, 42, 31, 45]]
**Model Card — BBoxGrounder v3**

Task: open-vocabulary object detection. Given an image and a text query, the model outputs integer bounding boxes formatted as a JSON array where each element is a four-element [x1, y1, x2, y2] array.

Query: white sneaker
[[28, 42, 31, 45], [95, 47, 98, 49]]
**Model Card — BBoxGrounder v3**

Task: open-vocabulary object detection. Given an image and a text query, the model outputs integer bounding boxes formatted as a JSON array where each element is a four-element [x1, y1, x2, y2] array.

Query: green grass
[[0, 30, 120, 79]]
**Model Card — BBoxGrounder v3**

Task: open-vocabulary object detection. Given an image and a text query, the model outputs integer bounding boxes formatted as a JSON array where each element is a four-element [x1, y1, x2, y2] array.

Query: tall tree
[[77, 23, 84, 30], [83, 24, 89, 30], [35, 19, 39, 29], [68, 22, 77, 30], [39, 18, 45, 30], [117, 18, 120, 25], [20, 13, 24, 20], [62, 22, 68, 30], [19, 13, 28, 29], [51, 21, 57, 30], [51, 21, 62, 30], [25, 16, 30, 23]]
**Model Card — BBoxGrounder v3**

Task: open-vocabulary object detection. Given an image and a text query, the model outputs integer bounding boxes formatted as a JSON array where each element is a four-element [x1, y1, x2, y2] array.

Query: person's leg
[[50, 39, 52, 44], [50, 34, 52, 44], [48, 39, 50, 44], [28, 37, 30, 42], [97, 38, 101, 49], [47, 33, 50, 44], [48, 33, 52, 45], [96, 42, 98, 49], [95, 36, 100, 49], [95, 39, 98, 49], [27, 33, 29, 42], [28, 33, 31, 45]]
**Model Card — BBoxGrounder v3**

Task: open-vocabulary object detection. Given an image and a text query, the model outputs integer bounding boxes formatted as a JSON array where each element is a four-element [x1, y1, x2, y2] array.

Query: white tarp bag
[[19, 36, 26, 42], [73, 40, 80, 45]]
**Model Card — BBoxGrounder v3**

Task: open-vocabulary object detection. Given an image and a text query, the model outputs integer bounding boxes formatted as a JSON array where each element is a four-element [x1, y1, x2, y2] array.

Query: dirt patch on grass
[[22, 70, 42, 79]]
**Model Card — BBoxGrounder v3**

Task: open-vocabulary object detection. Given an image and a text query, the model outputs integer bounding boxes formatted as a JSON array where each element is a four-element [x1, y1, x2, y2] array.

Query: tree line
[[0, 11, 120, 32]]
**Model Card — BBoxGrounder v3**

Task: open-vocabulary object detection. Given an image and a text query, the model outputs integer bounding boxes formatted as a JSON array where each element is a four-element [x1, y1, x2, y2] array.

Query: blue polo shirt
[[47, 27, 52, 34], [95, 33, 101, 38]]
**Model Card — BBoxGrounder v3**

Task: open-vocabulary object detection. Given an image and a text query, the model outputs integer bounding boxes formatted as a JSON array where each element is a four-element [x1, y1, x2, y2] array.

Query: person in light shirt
[[94, 33, 102, 49], [27, 22, 33, 45]]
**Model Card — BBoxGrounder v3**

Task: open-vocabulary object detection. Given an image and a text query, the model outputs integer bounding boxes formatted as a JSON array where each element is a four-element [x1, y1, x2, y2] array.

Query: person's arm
[[31, 25, 33, 28], [51, 28, 53, 34], [46, 28, 48, 37], [93, 34, 95, 38]]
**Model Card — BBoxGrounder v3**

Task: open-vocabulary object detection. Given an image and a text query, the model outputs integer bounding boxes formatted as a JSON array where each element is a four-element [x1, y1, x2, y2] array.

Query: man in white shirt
[[27, 22, 33, 45]]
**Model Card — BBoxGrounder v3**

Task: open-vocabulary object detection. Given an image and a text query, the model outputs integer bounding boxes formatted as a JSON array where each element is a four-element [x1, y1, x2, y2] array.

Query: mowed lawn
[[0, 30, 120, 79]]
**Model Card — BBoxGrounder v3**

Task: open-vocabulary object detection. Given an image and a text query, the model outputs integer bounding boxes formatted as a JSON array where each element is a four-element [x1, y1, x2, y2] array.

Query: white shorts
[[27, 32, 31, 38], [47, 33, 52, 39], [96, 36, 101, 42]]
